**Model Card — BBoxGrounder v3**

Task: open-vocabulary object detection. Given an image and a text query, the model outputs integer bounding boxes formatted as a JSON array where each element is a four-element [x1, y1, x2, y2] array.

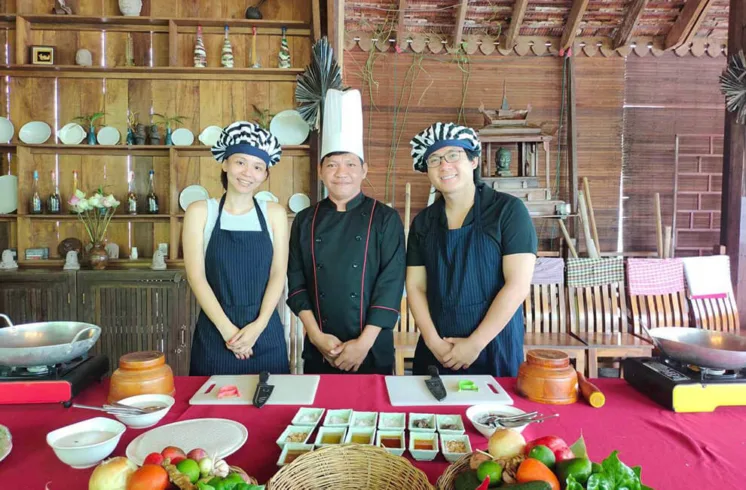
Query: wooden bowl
[[108, 351, 175, 403], [516, 349, 578, 405]]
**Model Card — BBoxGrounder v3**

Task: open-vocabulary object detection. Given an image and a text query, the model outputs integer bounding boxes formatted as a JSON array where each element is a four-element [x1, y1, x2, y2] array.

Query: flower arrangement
[[68, 187, 120, 244]]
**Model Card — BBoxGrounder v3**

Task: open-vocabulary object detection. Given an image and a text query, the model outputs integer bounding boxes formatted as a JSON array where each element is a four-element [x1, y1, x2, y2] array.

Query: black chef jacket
[[287, 192, 405, 373]]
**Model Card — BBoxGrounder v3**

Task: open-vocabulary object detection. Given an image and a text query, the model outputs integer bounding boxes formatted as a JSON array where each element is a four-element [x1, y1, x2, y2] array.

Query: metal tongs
[[72, 402, 161, 416], [478, 411, 559, 429]]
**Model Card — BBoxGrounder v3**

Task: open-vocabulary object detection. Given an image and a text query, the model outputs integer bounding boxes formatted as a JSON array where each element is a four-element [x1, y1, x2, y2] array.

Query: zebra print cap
[[410, 122, 481, 172], [211, 121, 282, 167]]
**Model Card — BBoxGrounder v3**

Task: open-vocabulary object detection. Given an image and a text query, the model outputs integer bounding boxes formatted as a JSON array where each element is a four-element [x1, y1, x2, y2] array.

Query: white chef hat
[[410, 122, 481, 172], [320, 89, 365, 162], [211, 121, 282, 167]]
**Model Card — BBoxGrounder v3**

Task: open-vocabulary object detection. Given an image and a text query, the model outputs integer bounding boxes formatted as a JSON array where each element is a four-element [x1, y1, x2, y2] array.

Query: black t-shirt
[[407, 184, 537, 266]]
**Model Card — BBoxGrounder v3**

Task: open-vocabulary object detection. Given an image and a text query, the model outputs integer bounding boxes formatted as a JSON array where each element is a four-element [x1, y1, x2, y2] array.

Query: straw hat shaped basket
[[435, 452, 474, 490], [267, 444, 434, 490]]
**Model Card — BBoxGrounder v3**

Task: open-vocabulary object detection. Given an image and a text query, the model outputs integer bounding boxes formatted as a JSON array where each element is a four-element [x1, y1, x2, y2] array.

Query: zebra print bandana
[[211, 121, 282, 167], [410, 122, 481, 172]]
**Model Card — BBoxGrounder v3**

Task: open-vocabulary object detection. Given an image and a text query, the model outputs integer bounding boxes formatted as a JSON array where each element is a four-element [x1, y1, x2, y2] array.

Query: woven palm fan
[[295, 37, 343, 130], [720, 50, 746, 124]]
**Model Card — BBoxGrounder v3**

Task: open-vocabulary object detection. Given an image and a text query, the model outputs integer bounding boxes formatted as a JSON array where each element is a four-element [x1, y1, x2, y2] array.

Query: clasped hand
[[226, 321, 266, 360]]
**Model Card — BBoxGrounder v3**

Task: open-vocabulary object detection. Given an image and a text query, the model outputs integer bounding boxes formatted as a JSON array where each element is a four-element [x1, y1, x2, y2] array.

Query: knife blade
[[424, 365, 447, 402], [252, 371, 274, 408]]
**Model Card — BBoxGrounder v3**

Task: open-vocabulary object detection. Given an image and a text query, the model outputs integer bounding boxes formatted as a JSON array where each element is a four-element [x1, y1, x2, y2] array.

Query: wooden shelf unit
[[0, 0, 319, 267]]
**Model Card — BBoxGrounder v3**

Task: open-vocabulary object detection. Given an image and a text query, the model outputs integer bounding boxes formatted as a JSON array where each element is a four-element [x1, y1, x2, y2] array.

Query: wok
[[0, 314, 101, 367], [641, 326, 746, 370]]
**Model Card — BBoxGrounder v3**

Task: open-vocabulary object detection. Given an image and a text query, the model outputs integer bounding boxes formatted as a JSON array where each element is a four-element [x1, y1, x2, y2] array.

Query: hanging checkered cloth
[[567, 258, 624, 288], [626, 258, 685, 296], [682, 255, 734, 299], [531, 258, 565, 285]]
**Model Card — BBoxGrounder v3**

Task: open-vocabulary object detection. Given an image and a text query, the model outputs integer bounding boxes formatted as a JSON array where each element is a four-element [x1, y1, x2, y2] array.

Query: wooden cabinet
[[0, 270, 77, 323]]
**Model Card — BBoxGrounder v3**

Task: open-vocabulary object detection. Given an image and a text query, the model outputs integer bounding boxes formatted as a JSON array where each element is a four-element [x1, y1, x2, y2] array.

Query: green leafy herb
[[568, 450, 653, 490], [569, 434, 588, 459], [566, 474, 585, 490]]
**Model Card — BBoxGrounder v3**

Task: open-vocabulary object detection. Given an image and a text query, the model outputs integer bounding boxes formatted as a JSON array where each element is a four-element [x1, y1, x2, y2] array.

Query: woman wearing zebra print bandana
[[406, 122, 537, 376], [184, 121, 290, 375]]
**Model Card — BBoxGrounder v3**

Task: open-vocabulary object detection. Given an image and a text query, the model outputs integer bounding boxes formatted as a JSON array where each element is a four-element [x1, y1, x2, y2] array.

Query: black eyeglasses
[[426, 150, 465, 168]]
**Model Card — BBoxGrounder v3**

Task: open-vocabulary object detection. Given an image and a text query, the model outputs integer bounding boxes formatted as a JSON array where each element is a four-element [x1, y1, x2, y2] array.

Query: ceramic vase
[[165, 127, 173, 146], [89, 242, 109, 270], [87, 125, 97, 145]]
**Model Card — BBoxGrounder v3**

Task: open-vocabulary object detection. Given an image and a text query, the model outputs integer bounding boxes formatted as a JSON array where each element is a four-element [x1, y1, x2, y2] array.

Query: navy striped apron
[[190, 195, 290, 375], [412, 188, 524, 376]]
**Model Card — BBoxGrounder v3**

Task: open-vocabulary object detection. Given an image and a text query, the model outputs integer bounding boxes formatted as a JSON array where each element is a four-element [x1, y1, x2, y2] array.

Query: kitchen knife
[[252, 371, 274, 408], [424, 365, 447, 402]]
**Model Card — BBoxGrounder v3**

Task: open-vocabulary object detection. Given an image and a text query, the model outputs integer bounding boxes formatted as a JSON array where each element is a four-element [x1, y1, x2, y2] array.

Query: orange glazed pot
[[108, 351, 175, 403], [516, 349, 578, 405]]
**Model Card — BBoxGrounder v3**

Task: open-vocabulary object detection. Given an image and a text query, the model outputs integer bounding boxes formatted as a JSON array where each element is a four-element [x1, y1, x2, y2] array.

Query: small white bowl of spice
[[292, 407, 325, 428], [409, 413, 436, 433], [436, 414, 465, 435], [323, 409, 352, 427], [350, 411, 378, 428], [276, 425, 312, 449], [441, 434, 472, 463]]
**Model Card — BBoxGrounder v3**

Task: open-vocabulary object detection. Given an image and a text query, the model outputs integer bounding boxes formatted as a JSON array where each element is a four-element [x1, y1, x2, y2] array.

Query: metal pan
[[641, 326, 746, 370], [0, 314, 101, 367]]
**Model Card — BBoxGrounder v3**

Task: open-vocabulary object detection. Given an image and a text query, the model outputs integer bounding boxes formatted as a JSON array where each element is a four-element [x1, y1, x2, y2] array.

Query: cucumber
[[502, 482, 552, 490]]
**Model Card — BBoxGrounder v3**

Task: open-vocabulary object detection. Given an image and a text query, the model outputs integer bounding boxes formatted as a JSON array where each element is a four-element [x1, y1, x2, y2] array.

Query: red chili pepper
[[476, 476, 491, 490]]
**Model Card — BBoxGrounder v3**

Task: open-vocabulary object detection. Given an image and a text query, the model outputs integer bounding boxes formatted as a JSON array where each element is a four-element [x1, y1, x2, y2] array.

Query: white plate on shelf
[[0, 117, 14, 143], [97, 126, 120, 145], [19, 121, 51, 144], [179, 184, 209, 211], [288, 193, 310, 213], [125, 418, 248, 466], [59, 123, 86, 145], [199, 125, 223, 146], [0, 175, 18, 214], [172, 128, 195, 146], [255, 191, 279, 203], [270, 110, 309, 146], [0, 425, 11, 463]]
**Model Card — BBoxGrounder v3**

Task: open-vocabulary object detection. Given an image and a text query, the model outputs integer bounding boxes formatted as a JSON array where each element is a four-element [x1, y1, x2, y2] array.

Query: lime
[[476, 460, 503, 487], [528, 444, 556, 469], [207, 477, 226, 490], [556, 457, 593, 485], [176, 458, 201, 483]]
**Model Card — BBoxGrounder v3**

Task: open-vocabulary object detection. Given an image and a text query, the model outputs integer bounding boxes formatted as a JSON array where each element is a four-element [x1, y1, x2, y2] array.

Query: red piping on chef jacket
[[360, 201, 377, 332], [310, 203, 323, 331]]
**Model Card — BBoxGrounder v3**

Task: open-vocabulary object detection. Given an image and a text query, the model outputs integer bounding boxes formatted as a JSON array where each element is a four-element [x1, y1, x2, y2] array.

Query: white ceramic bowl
[[276, 425, 313, 449], [112, 394, 174, 429], [291, 407, 325, 428], [172, 127, 195, 146], [46, 417, 126, 468], [19, 121, 51, 144], [269, 109, 310, 145], [409, 432, 439, 461], [378, 412, 406, 431], [436, 414, 466, 435], [199, 125, 223, 146], [465, 404, 529, 438], [441, 434, 472, 463], [59, 123, 86, 145], [277, 443, 314, 467], [375, 430, 405, 457], [323, 408, 352, 427], [0, 117, 14, 143], [408, 412, 436, 433]]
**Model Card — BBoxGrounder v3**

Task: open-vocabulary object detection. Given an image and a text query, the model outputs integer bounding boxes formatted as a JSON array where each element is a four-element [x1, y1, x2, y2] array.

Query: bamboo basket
[[267, 444, 434, 490], [435, 453, 472, 490]]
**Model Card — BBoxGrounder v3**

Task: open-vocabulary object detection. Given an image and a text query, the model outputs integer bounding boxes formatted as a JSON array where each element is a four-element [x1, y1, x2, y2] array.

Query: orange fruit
[[127, 464, 169, 490]]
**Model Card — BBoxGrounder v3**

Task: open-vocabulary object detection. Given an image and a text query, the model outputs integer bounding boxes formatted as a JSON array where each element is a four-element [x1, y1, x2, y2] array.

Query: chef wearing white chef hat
[[287, 89, 405, 374]]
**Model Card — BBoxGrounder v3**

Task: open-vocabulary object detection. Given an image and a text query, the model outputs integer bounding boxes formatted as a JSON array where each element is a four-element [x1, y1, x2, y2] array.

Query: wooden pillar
[[327, 0, 345, 79], [721, 0, 746, 327]]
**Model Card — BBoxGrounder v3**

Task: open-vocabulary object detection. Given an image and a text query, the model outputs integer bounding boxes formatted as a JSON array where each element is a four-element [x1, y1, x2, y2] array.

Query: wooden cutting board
[[385, 375, 514, 406], [189, 375, 320, 406]]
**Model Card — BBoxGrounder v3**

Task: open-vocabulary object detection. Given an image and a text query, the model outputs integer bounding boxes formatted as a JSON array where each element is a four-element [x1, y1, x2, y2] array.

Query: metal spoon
[[498, 413, 559, 428], [108, 401, 164, 413], [72, 403, 150, 415]]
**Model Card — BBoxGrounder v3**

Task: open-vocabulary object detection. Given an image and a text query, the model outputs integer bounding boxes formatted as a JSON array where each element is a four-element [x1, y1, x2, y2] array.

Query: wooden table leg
[[395, 350, 405, 376], [575, 350, 586, 377], [588, 348, 599, 378]]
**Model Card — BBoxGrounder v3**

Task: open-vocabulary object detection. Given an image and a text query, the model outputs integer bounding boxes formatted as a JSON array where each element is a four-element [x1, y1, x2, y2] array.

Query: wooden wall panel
[[623, 54, 725, 253], [0, 0, 15, 13], [9, 78, 55, 130]]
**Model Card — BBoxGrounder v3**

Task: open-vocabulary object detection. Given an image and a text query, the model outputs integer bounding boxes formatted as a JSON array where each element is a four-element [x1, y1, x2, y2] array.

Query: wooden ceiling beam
[[452, 0, 469, 48], [612, 0, 649, 49], [664, 0, 714, 50], [397, 0, 408, 48], [503, 0, 529, 50], [560, 0, 590, 51]]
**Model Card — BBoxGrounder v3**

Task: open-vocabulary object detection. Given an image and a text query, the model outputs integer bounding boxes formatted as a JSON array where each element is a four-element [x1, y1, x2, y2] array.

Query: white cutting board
[[189, 375, 320, 406], [385, 375, 514, 406]]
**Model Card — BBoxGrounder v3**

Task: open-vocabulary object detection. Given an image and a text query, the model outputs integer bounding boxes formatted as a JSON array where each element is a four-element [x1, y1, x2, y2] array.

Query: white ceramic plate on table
[[172, 127, 195, 146], [0, 425, 11, 463], [0, 117, 14, 143], [126, 418, 248, 466], [199, 125, 223, 146], [0, 174, 18, 214], [269, 110, 309, 146], [179, 184, 209, 211], [255, 191, 279, 203], [19, 121, 51, 144], [465, 404, 529, 437], [59, 123, 86, 145], [97, 126, 120, 145], [288, 193, 310, 213]]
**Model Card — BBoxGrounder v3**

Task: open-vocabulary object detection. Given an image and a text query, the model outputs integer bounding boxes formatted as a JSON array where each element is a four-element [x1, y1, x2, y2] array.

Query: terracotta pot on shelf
[[516, 349, 578, 405], [108, 351, 175, 403], [89, 242, 109, 270]]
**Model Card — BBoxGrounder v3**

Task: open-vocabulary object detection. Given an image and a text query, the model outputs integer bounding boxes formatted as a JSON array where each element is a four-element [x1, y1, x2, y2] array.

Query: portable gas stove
[[0, 355, 109, 407], [623, 357, 746, 412]]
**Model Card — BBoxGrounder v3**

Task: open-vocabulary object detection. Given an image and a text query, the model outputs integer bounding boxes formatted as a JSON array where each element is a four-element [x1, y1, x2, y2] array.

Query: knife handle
[[259, 371, 270, 383], [427, 365, 440, 378]]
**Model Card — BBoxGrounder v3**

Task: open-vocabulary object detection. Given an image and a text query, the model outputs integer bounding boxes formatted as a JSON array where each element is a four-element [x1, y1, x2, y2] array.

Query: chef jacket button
[[352, 263, 358, 268], [315, 237, 322, 243], [320, 292, 325, 299], [317, 263, 323, 269], [322, 318, 328, 325], [355, 235, 362, 241], [361, 212, 368, 217], [350, 292, 357, 299]]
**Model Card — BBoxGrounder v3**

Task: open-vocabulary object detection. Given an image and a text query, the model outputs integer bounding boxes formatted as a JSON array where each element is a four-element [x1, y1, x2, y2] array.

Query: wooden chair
[[690, 294, 739, 333], [568, 282, 653, 378], [523, 282, 587, 375], [394, 296, 418, 375], [629, 291, 690, 332]]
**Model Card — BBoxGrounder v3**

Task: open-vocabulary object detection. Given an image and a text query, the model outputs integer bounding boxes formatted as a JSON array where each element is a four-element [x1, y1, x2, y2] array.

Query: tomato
[[127, 464, 170, 490]]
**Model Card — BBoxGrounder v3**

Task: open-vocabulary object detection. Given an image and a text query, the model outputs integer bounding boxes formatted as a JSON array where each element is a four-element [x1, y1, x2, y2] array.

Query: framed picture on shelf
[[30, 46, 55, 65]]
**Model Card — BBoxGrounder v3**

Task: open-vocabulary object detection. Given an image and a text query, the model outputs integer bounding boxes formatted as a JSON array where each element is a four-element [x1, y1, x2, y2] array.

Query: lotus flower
[[88, 194, 104, 208], [102, 194, 119, 208]]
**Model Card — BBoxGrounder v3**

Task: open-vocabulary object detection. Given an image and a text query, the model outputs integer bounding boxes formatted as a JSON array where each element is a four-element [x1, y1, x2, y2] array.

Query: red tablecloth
[[0, 376, 743, 489]]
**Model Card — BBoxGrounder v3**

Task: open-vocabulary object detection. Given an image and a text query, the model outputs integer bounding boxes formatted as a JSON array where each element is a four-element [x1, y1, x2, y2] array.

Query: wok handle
[[0, 313, 13, 328], [70, 326, 99, 344]]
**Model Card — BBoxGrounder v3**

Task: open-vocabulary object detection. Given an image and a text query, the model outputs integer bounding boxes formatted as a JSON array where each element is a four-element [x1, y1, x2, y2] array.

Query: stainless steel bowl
[[0, 314, 101, 367]]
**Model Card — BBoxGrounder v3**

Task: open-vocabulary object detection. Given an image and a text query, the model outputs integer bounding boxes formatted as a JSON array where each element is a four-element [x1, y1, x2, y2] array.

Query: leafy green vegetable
[[569, 435, 588, 459], [587, 473, 614, 490], [567, 450, 653, 490], [566, 474, 585, 490]]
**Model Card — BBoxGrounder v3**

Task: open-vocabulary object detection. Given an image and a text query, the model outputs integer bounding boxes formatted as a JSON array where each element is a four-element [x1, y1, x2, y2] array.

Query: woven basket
[[435, 453, 472, 490], [267, 444, 434, 490]]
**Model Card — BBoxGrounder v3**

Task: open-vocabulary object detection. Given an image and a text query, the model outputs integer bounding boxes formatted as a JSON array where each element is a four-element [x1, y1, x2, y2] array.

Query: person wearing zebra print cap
[[406, 122, 537, 376], [184, 121, 290, 375]]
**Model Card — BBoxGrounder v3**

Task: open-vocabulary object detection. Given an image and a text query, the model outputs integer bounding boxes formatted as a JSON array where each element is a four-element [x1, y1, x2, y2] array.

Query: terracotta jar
[[516, 349, 578, 405], [108, 351, 175, 403]]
